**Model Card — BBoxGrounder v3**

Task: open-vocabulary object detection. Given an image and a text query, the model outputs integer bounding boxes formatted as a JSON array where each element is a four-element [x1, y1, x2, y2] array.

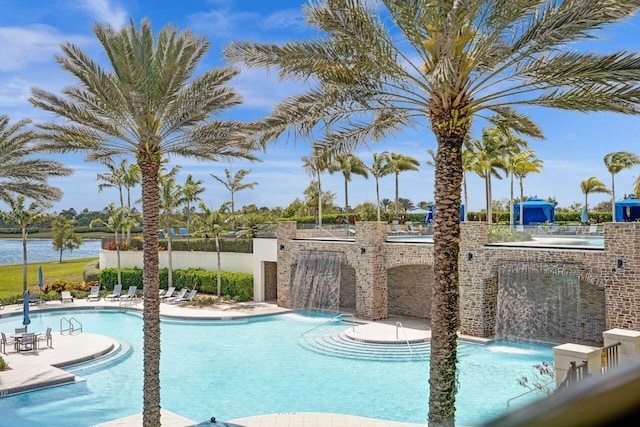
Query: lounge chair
[[0, 299, 4, 310], [168, 228, 176, 238], [566, 225, 578, 235], [179, 227, 189, 237], [164, 288, 187, 304], [28, 293, 44, 305], [174, 289, 198, 305], [1, 332, 16, 354], [406, 221, 419, 235], [159, 229, 166, 239], [120, 286, 137, 300], [106, 284, 122, 300], [19, 332, 36, 353], [37, 326, 52, 349], [86, 285, 101, 301], [60, 291, 74, 303], [159, 286, 175, 301], [549, 224, 559, 234], [392, 220, 407, 234]]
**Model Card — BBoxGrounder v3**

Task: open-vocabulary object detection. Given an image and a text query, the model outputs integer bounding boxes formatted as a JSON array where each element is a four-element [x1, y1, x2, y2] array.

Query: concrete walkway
[[1, 298, 430, 427]]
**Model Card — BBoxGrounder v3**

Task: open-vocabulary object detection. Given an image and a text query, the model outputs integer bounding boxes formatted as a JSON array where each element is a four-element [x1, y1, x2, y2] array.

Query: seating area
[[2, 326, 53, 354], [164, 288, 187, 304], [86, 286, 100, 301], [120, 286, 137, 300], [159, 287, 175, 301], [60, 291, 74, 303], [106, 284, 122, 300]]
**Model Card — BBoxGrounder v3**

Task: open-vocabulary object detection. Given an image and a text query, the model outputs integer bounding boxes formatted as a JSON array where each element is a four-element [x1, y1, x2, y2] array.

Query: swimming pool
[[0, 310, 553, 426]]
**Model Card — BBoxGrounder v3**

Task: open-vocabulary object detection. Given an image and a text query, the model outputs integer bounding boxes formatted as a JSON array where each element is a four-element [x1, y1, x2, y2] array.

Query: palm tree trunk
[[139, 158, 161, 427], [115, 231, 122, 286], [344, 176, 349, 221], [485, 172, 493, 224], [21, 229, 28, 293], [395, 172, 399, 219], [585, 193, 589, 217], [519, 177, 525, 226], [509, 173, 514, 227], [215, 232, 221, 298], [167, 233, 173, 289], [376, 177, 381, 222], [463, 173, 468, 222], [611, 173, 616, 222], [317, 172, 323, 227], [429, 133, 462, 427]]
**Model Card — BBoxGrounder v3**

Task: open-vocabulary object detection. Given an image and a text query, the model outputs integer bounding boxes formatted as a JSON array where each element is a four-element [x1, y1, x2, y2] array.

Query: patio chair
[[19, 332, 36, 353], [28, 293, 44, 305], [15, 327, 26, 334], [175, 289, 198, 305], [37, 327, 53, 349], [159, 229, 166, 239], [164, 288, 187, 304], [392, 220, 407, 234], [406, 221, 419, 235], [549, 224, 560, 234], [86, 285, 101, 301], [168, 228, 176, 238], [566, 225, 578, 235], [1, 332, 16, 354], [179, 227, 189, 237], [159, 286, 175, 301], [120, 286, 137, 300], [105, 284, 122, 300], [60, 291, 74, 303]]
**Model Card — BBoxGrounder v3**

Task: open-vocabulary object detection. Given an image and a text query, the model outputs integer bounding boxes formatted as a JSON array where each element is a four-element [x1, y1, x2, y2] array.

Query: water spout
[[291, 251, 342, 311]]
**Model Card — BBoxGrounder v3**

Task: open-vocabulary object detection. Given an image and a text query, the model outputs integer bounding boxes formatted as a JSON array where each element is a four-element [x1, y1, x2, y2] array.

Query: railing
[[302, 313, 357, 336], [601, 341, 621, 373], [557, 360, 589, 392], [60, 317, 83, 335], [507, 380, 556, 408], [395, 321, 414, 358]]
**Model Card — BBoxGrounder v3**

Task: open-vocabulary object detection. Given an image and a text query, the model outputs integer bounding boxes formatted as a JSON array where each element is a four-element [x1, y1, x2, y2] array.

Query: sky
[[2, 0, 640, 215]]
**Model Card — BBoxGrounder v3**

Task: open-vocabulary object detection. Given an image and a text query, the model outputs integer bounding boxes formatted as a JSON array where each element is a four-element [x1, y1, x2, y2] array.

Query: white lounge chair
[[164, 288, 187, 304], [174, 289, 198, 305], [159, 287, 175, 301], [1, 332, 16, 354], [120, 286, 137, 300], [86, 285, 101, 301], [37, 327, 53, 349], [106, 284, 122, 300], [392, 220, 407, 234], [60, 291, 74, 303]]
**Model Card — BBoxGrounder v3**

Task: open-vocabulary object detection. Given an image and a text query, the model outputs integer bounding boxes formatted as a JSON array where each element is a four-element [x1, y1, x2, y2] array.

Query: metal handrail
[[60, 316, 83, 335], [507, 380, 555, 407], [557, 360, 588, 392], [302, 313, 355, 336], [601, 341, 621, 373], [395, 321, 414, 358]]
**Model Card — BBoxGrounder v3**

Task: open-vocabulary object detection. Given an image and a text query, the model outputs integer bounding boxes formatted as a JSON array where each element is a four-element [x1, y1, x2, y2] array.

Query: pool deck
[[1, 298, 429, 426]]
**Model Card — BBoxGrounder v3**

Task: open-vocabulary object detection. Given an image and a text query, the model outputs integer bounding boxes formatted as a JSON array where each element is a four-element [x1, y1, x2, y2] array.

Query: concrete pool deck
[[0, 298, 429, 426]]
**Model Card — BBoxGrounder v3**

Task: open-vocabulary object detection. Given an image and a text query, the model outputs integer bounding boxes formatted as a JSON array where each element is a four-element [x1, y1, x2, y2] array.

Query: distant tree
[[302, 180, 337, 219], [0, 195, 52, 292], [604, 151, 640, 222], [210, 168, 258, 217], [399, 198, 416, 215], [388, 152, 420, 218], [51, 216, 82, 263], [506, 151, 543, 225], [180, 174, 205, 238], [97, 158, 127, 208], [581, 177, 611, 218], [58, 208, 77, 220], [365, 152, 392, 221], [302, 151, 331, 226], [159, 166, 182, 290], [327, 153, 368, 221], [592, 200, 612, 212]]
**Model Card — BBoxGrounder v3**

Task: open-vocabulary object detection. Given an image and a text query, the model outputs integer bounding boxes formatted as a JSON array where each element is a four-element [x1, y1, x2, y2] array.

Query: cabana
[[425, 203, 465, 223], [512, 198, 555, 225], [615, 196, 640, 222]]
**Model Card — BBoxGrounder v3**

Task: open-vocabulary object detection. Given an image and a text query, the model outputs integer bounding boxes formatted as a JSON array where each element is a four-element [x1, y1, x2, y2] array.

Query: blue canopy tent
[[425, 203, 465, 223], [512, 198, 555, 225], [615, 196, 640, 222]]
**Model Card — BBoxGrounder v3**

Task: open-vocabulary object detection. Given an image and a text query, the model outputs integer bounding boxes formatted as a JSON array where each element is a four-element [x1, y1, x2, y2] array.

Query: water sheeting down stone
[[495, 266, 605, 345], [291, 251, 342, 312]]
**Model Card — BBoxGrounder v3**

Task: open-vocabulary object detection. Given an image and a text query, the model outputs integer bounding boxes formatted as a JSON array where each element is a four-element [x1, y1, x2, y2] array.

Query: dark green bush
[[158, 238, 253, 253], [98, 267, 253, 301], [82, 261, 100, 282]]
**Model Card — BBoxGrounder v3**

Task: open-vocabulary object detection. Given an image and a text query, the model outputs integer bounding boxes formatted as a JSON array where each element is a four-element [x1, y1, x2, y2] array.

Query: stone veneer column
[[354, 221, 388, 320], [276, 221, 297, 308], [604, 223, 640, 330], [458, 222, 491, 337]]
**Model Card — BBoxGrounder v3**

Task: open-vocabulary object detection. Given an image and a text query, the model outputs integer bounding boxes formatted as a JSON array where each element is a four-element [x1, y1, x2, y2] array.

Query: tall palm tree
[[181, 174, 205, 238], [192, 201, 230, 298], [210, 168, 258, 216], [327, 153, 368, 221], [97, 158, 126, 208], [604, 151, 640, 222], [581, 177, 611, 219], [302, 150, 330, 226], [365, 152, 391, 222], [30, 19, 258, 426], [388, 152, 420, 219], [159, 166, 182, 290], [506, 151, 543, 225], [427, 147, 474, 221], [0, 115, 72, 204], [0, 196, 52, 292], [225, 2, 640, 424]]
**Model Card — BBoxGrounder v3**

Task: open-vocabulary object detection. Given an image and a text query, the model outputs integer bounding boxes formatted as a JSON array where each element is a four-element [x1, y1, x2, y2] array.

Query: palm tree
[[159, 166, 182, 290], [30, 19, 258, 426], [210, 168, 258, 217], [0, 115, 72, 204], [302, 150, 330, 226], [428, 147, 474, 221], [192, 201, 230, 298], [0, 196, 52, 292], [225, 2, 640, 424], [365, 152, 391, 221], [97, 158, 126, 208], [581, 177, 611, 219], [506, 151, 543, 225], [387, 152, 420, 219], [604, 151, 640, 222], [327, 153, 368, 222], [181, 174, 206, 239]]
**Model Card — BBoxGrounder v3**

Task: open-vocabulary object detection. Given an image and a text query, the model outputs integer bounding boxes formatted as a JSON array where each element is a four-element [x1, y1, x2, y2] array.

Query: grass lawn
[[0, 258, 97, 300]]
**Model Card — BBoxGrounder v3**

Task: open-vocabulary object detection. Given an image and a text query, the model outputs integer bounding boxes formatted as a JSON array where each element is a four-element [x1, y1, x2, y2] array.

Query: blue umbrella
[[22, 291, 31, 332], [38, 266, 44, 289], [581, 208, 588, 224]]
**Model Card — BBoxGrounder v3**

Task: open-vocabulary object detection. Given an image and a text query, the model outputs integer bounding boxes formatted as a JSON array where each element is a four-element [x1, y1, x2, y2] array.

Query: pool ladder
[[60, 316, 83, 335], [302, 313, 357, 336], [396, 321, 414, 358]]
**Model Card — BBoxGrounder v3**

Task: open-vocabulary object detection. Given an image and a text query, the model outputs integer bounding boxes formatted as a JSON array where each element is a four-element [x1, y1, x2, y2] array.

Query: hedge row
[[98, 267, 253, 301]]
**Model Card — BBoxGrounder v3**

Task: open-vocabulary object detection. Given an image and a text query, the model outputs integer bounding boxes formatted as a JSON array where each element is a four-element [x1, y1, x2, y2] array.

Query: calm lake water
[[0, 238, 101, 266]]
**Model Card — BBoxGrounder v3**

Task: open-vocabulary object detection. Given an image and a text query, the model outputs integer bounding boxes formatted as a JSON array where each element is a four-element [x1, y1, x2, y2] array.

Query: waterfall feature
[[292, 251, 342, 311], [495, 266, 605, 344]]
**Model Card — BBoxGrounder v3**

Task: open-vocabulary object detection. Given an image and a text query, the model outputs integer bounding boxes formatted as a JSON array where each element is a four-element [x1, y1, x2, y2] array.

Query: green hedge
[[98, 267, 253, 301], [160, 238, 253, 253], [466, 211, 612, 224]]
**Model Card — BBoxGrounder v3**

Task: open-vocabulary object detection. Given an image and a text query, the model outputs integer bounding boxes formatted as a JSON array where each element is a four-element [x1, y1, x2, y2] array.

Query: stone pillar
[[603, 328, 640, 366], [354, 221, 388, 320], [553, 343, 602, 388], [276, 221, 297, 308], [459, 222, 491, 337]]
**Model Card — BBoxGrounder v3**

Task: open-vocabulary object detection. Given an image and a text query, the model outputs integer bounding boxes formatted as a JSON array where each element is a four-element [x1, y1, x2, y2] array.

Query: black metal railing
[[557, 360, 589, 392]]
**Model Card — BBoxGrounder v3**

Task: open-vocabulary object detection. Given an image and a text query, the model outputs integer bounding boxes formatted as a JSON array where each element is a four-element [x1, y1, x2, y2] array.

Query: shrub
[[83, 261, 100, 283], [517, 361, 555, 396], [0, 356, 8, 371]]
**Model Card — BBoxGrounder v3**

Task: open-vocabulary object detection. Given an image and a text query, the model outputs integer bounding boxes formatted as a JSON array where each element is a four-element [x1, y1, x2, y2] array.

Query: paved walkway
[[1, 298, 430, 426]]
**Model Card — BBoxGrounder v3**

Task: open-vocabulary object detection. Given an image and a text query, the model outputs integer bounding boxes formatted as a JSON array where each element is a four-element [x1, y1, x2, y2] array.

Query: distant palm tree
[[97, 158, 126, 208], [181, 174, 205, 238], [225, 2, 640, 424], [193, 201, 231, 298], [506, 151, 543, 225], [0, 115, 72, 204], [581, 177, 611, 218], [159, 166, 183, 290], [210, 168, 258, 217], [427, 147, 474, 221], [604, 151, 640, 222], [365, 152, 391, 221], [328, 153, 368, 221], [302, 150, 330, 226], [388, 152, 420, 218], [30, 19, 258, 426], [0, 195, 52, 292]]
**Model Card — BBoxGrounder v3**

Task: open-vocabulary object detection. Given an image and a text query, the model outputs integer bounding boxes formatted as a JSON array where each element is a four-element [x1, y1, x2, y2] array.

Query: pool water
[[0, 310, 553, 426]]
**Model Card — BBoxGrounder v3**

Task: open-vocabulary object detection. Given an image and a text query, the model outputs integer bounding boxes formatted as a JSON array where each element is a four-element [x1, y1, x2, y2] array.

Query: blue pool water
[[0, 310, 554, 426]]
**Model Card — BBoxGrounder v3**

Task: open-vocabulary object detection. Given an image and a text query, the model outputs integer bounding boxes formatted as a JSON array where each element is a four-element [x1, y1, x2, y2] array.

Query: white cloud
[[75, 0, 127, 28]]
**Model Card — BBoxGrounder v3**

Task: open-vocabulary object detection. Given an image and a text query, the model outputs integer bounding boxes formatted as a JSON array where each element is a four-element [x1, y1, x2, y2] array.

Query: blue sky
[[1, 0, 640, 215]]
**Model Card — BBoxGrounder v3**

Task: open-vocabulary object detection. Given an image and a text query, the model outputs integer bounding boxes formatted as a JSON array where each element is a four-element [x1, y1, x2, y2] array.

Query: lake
[[0, 238, 101, 266]]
